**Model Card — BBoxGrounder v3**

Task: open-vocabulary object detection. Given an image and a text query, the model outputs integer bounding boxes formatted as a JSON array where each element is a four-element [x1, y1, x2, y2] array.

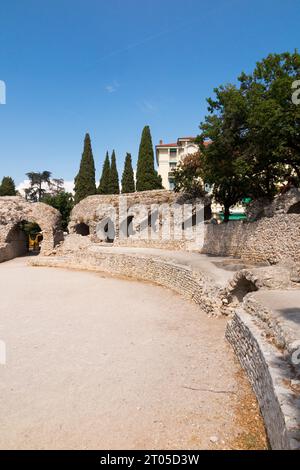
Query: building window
[[170, 148, 177, 156], [169, 180, 175, 190]]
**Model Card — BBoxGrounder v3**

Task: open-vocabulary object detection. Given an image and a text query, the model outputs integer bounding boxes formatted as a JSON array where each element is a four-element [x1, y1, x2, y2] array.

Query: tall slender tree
[[0, 176, 17, 196], [98, 151, 111, 194], [74, 133, 96, 204], [109, 150, 120, 194], [121, 153, 135, 193], [136, 126, 163, 191]]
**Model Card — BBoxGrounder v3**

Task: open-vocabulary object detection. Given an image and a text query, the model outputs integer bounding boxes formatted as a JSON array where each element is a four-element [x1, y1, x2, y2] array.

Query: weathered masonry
[[0, 196, 62, 263]]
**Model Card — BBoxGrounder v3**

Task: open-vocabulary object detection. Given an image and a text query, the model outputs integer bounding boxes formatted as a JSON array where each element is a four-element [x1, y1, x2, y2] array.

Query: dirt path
[[0, 258, 266, 449]]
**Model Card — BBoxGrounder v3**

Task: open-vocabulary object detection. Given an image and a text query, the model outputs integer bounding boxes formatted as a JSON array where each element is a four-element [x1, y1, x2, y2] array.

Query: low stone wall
[[202, 214, 300, 264], [226, 309, 300, 450], [31, 248, 223, 316]]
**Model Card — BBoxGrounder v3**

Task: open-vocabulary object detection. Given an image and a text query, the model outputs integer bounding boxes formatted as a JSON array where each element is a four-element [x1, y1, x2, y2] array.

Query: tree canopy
[[121, 153, 135, 193], [74, 133, 96, 204], [25, 171, 52, 202], [193, 50, 300, 221], [42, 191, 74, 231], [136, 126, 162, 191], [98, 151, 111, 194], [109, 150, 120, 194], [0, 176, 17, 196]]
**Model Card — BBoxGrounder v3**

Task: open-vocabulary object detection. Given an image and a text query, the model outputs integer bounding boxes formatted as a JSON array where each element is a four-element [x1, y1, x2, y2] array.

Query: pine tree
[[74, 133, 96, 204], [25, 171, 51, 201], [98, 151, 111, 194], [136, 126, 163, 191], [121, 153, 135, 193], [109, 150, 120, 194], [0, 176, 17, 196]]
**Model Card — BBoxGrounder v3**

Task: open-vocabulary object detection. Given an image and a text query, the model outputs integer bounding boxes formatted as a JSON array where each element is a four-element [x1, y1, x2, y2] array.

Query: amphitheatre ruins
[[0, 188, 300, 450]]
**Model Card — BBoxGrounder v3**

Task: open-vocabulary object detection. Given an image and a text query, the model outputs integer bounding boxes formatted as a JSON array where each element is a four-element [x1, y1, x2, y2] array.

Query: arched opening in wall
[[181, 206, 211, 231], [287, 202, 300, 214], [74, 223, 90, 236], [119, 215, 135, 238], [230, 277, 259, 303], [6, 221, 43, 258], [103, 219, 115, 243], [148, 210, 159, 232]]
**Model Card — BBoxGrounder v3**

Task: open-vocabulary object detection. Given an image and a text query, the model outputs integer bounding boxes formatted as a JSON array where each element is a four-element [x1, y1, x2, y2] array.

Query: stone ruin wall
[[68, 190, 210, 251], [68, 189, 300, 265], [226, 308, 300, 450], [2, 189, 299, 266], [0, 196, 62, 263], [202, 189, 300, 265], [201, 213, 300, 264]]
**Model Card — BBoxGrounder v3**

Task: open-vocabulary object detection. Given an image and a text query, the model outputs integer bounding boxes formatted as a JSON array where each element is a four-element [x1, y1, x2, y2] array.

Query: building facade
[[155, 137, 198, 190]]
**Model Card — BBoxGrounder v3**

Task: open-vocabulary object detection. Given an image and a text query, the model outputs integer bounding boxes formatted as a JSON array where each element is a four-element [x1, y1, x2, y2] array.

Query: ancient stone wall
[[31, 245, 223, 316], [69, 190, 210, 250], [202, 214, 300, 264], [226, 309, 300, 450], [0, 196, 62, 262], [69, 190, 300, 264]]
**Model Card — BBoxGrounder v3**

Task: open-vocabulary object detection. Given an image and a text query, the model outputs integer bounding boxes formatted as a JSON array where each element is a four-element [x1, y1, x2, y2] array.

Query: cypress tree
[[136, 125, 163, 191], [98, 151, 111, 194], [74, 133, 96, 204], [0, 176, 17, 196], [109, 150, 120, 194], [121, 153, 135, 193]]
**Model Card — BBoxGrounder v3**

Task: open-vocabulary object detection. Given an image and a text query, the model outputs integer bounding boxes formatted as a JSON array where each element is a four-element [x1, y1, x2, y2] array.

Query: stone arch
[[25, 203, 62, 255], [74, 222, 90, 236], [5, 216, 55, 258], [287, 201, 300, 214], [230, 277, 258, 302], [225, 271, 259, 304], [5, 222, 30, 258], [0, 197, 62, 263]]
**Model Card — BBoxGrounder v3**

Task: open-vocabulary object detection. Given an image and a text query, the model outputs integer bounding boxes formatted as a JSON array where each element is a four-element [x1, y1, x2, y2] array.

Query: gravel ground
[[0, 257, 267, 449]]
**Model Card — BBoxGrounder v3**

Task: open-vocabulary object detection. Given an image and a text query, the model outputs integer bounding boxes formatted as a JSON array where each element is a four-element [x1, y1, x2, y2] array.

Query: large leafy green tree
[[98, 151, 111, 194], [198, 84, 252, 221], [109, 150, 120, 194], [239, 51, 300, 183], [0, 176, 17, 196], [197, 51, 300, 221], [42, 192, 74, 231], [74, 133, 96, 204], [121, 153, 135, 193], [25, 171, 52, 202], [136, 126, 162, 191]]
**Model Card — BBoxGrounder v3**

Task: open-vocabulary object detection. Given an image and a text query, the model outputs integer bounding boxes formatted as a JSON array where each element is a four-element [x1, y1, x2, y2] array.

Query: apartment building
[[155, 137, 198, 190]]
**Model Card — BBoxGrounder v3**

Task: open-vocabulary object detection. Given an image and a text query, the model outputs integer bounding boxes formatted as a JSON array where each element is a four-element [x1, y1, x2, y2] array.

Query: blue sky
[[0, 0, 299, 187]]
